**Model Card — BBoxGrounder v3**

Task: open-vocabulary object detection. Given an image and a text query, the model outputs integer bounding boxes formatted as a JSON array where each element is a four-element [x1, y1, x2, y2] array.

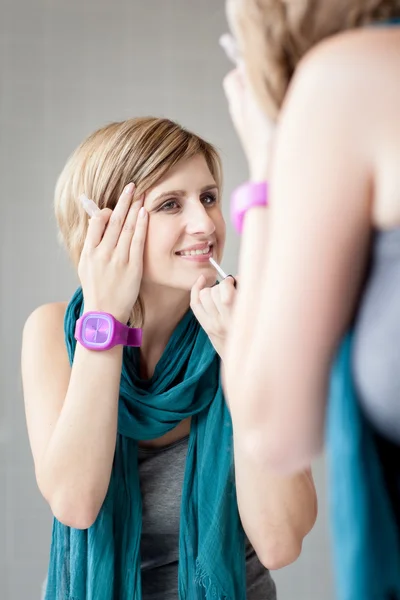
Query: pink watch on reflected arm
[[230, 181, 269, 234], [75, 312, 142, 351]]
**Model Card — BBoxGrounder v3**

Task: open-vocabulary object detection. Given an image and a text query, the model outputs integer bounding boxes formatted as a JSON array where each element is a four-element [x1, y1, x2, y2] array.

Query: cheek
[[215, 214, 227, 248], [143, 219, 176, 265]]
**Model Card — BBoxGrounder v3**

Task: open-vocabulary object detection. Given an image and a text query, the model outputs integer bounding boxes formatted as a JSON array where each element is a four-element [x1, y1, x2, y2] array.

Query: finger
[[217, 277, 237, 310], [101, 182, 135, 249], [208, 278, 237, 332], [128, 205, 149, 263], [199, 286, 221, 322], [82, 208, 112, 251], [191, 274, 209, 306], [190, 275, 210, 327], [116, 195, 144, 260], [222, 68, 244, 103], [199, 285, 228, 340], [223, 275, 237, 291]]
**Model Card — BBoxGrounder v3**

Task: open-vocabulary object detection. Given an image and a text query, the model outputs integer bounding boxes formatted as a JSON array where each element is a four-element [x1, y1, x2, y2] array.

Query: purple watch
[[74, 312, 142, 351], [230, 181, 268, 234]]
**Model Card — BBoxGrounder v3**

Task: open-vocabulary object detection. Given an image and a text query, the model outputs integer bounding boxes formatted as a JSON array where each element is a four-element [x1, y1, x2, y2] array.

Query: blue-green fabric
[[44, 287, 246, 600], [326, 334, 400, 600], [327, 20, 400, 600]]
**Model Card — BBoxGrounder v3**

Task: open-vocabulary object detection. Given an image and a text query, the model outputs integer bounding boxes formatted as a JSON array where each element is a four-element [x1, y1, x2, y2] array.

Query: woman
[[21, 117, 316, 600], [221, 1, 400, 598]]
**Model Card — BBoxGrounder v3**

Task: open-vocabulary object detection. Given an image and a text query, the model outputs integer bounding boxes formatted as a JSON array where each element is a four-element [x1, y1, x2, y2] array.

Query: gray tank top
[[139, 435, 277, 600], [352, 228, 400, 443]]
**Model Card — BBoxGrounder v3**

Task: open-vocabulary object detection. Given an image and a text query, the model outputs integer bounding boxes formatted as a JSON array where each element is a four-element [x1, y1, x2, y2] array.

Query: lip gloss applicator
[[209, 257, 237, 288]]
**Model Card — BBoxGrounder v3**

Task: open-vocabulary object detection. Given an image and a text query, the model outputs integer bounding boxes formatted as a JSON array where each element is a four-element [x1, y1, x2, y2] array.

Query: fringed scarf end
[[195, 558, 229, 600]]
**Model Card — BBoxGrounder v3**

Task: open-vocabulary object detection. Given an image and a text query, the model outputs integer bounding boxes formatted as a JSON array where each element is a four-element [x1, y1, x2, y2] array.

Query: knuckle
[[96, 247, 111, 263], [100, 208, 112, 220], [221, 290, 233, 305], [109, 215, 123, 227], [211, 286, 220, 301], [122, 221, 135, 233], [215, 322, 225, 336], [131, 234, 145, 250], [199, 288, 209, 301], [112, 253, 127, 268], [82, 246, 94, 259]]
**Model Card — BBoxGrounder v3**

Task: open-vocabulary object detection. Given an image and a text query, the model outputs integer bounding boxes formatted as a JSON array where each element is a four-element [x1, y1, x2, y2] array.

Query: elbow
[[39, 478, 101, 529], [36, 467, 102, 529], [256, 536, 303, 571], [49, 493, 100, 530], [261, 437, 322, 476], [236, 426, 322, 476]]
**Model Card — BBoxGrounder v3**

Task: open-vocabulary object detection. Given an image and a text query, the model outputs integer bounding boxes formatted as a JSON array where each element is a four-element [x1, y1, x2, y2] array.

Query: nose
[[185, 200, 216, 238]]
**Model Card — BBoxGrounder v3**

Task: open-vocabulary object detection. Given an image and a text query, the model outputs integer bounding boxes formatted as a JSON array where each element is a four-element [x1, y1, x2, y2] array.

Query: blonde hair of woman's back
[[232, 0, 400, 119]]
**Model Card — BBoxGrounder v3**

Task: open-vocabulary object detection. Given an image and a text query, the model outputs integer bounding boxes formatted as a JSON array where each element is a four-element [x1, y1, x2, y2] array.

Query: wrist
[[230, 180, 269, 235], [209, 337, 225, 361], [249, 162, 270, 184], [75, 310, 142, 351], [83, 305, 131, 325]]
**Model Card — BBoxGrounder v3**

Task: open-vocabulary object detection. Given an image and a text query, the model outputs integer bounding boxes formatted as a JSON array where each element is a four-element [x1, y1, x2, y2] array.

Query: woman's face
[[141, 154, 226, 292]]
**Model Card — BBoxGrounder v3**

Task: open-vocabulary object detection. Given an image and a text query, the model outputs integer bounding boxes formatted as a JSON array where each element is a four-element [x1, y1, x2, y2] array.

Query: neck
[[138, 283, 191, 377]]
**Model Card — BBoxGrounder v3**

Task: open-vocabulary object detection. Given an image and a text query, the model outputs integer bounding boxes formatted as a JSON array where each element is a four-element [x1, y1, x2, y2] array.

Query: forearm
[[233, 431, 317, 570], [223, 206, 269, 409], [38, 344, 123, 527], [225, 206, 268, 354]]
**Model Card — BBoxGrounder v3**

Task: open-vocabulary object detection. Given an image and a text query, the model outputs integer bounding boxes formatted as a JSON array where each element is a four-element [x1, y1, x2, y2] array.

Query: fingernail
[[125, 182, 135, 194], [139, 207, 147, 218], [219, 33, 240, 66], [79, 194, 101, 217]]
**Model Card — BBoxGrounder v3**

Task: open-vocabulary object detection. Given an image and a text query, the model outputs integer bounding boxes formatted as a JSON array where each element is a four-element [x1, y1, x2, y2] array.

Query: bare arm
[[192, 206, 317, 567], [225, 36, 375, 473], [22, 302, 123, 529], [230, 209, 318, 567], [234, 433, 317, 569], [22, 183, 148, 528]]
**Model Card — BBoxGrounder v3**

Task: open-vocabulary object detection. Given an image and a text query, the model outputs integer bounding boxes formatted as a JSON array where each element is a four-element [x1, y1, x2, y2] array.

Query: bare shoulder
[[24, 301, 68, 329], [280, 26, 400, 159], [22, 301, 71, 379], [298, 27, 400, 96], [23, 301, 69, 347], [292, 27, 400, 226]]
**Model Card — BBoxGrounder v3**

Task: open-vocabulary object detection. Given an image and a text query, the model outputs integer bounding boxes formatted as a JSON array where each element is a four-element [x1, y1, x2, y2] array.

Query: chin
[[173, 269, 217, 292]]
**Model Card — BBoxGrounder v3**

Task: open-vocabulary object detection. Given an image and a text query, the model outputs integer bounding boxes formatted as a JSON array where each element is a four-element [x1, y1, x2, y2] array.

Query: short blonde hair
[[233, 0, 400, 120], [55, 116, 222, 324]]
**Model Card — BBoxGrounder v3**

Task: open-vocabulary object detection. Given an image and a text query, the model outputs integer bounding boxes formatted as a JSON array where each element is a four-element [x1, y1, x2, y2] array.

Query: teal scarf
[[326, 334, 400, 600], [44, 287, 246, 600]]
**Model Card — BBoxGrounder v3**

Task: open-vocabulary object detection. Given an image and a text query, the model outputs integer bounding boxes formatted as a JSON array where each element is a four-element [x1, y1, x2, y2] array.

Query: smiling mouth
[[175, 243, 214, 260]]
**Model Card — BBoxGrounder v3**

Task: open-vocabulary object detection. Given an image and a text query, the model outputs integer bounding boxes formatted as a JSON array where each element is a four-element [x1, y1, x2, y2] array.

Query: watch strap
[[230, 181, 268, 234]]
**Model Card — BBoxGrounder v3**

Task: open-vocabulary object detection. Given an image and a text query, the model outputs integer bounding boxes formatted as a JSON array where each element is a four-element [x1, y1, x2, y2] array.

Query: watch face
[[82, 314, 113, 348]]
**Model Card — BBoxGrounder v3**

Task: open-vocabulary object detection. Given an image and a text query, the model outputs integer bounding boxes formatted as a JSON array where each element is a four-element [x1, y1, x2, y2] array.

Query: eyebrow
[[150, 184, 218, 206]]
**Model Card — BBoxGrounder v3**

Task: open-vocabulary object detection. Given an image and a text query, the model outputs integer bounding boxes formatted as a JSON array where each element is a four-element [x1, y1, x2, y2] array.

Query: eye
[[201, 192, 217, 206], [159, 200, 180, 212]]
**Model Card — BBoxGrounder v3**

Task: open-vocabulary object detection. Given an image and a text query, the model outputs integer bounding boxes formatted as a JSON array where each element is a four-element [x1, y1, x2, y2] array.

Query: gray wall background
[[0, 1, 334, 599]]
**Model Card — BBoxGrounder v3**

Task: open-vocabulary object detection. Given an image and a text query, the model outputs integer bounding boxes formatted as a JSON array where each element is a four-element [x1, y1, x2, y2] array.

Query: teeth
[[178, 244, 211, 257]]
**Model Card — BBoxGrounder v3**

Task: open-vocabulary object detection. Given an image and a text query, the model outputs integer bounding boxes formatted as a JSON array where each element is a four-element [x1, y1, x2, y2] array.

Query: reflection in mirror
[[2, 2, 333, 600]]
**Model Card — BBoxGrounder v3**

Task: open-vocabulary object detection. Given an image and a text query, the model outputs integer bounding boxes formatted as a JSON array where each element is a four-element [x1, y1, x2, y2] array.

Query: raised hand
[[78, 183, 148, 323], [190, 274, 237, 360]]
